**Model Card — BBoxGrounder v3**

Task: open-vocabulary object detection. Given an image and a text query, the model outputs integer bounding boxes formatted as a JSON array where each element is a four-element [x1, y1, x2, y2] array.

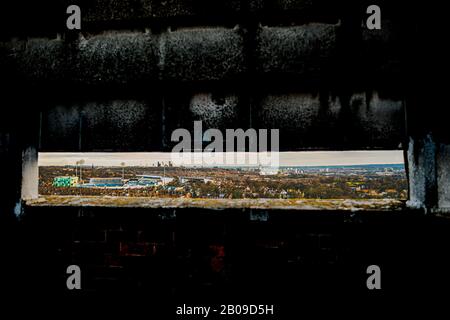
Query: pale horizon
[[38, 151, 404, 168]]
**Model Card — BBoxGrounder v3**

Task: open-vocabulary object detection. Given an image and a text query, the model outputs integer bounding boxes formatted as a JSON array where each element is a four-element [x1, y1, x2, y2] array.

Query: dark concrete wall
[[0, 2, 408, 151], [1, 0, 450, 310]]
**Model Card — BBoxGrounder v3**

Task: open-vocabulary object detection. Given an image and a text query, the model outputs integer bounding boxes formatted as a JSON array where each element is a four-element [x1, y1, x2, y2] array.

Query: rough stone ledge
[[27, 196, 406, 211]]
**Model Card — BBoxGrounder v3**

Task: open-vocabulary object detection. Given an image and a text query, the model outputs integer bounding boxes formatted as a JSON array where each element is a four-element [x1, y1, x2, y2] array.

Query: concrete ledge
[[27, 196, 406, 211]]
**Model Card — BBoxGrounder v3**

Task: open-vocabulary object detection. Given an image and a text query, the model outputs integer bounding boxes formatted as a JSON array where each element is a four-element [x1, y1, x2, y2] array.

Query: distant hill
[[280, 164, 405, 170]]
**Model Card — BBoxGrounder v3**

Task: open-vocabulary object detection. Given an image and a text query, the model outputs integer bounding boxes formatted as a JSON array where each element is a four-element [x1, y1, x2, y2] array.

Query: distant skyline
[[39, 151, 404, 167]]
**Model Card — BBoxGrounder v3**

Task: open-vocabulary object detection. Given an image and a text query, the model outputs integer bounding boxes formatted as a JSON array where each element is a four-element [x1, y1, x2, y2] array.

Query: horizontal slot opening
[[29, 151, 407, 210]]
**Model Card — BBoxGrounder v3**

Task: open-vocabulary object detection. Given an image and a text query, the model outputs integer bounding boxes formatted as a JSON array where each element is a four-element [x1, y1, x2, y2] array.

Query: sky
[[39, 151, 404, 167]]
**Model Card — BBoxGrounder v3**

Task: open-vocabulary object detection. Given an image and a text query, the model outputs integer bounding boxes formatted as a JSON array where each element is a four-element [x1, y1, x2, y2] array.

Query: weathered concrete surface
[[21, 147, 39, 201], [78, 0, 154, 22], [189, 93, 240, 128], [40, 100, 161, 151], [8, 27, 244, 84], [406, 138, 450, 213], [437, 144, 450, 209], [256, 91, 404, 150], [80, 0, 242, 22], [248, 0, 340, 24], [361, 19, 405, 87], [255, 24, 337, 79], [1, 0, 436, 211], [1, 17, 404, 88], [164, 91, 243, 150], [76, 32, 158, 85], [3, 0, 340, 36], [27, 196, 405, 211], [351, 92, 404, 143], [250, 0, 316, 11], [0, 1, 243, 37], [406, 135, 437, 210], [16, 38, 69, 85], [14, 32, 159, 86], [163, 27, 245, 81]]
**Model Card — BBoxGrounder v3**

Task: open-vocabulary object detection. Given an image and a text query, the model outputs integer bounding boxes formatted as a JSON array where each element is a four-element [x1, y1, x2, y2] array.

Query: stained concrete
[[189, 93, 240, 128], [163, 27, 245, 81], [256, 91, 404, 150], [437, 144, 450, 209], [21, 147, 38, 201], [13, 32, 158, 86], [41, 100, 161, 151], [406, 135, 437, 210], [255, 24, 337, 78]]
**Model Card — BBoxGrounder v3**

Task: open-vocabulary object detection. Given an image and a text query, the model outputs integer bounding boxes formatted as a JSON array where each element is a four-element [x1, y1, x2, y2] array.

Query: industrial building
[[84, 178, 124, 187], [52, 176, 79, 187], [134, 175, 174, 186]]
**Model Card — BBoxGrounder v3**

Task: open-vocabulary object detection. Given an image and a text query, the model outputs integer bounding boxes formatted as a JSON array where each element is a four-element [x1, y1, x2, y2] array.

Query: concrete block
[[75, 32, 159, 86], [406, 135, 437, 209], [40, 104, 82, 151], [256, 92, 339, 149], [164, 91, 243, 150], [349, 92, 405, 146], [40, 100, 161, 151], [256, 91, 404, 150], [16, 38, 69, 85], [15, 32, 158, 86], [163, 28, 245, 81], [255, 24, 337, 79]]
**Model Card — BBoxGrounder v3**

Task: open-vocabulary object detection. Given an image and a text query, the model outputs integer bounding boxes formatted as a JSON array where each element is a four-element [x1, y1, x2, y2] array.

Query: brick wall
[[16, 206, 450, 300]]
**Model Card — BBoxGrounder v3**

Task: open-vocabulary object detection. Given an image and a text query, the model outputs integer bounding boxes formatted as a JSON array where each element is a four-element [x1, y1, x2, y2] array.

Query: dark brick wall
[[10, 206, 450, 306]]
